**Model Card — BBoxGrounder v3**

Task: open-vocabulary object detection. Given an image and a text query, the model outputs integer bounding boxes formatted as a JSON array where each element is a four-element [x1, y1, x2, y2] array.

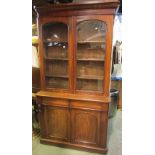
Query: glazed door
[[39, 17, 73, 92], [74, 16, 114, 95]]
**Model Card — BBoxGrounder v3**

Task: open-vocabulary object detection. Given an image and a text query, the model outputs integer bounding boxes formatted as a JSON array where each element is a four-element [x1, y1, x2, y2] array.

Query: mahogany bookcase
[[35, 0, 119, 153]]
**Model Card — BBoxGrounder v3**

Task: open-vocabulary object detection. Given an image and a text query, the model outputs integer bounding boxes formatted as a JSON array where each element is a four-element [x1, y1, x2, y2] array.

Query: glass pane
[[76, 20, 106, 92], [42, 23, 69, 89]]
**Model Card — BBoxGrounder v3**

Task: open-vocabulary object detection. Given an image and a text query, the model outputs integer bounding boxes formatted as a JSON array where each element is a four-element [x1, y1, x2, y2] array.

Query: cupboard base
[[40, 138, 108, 154]]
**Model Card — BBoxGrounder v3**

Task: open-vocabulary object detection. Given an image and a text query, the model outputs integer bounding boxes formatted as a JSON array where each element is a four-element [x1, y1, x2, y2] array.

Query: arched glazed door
[[42, 22, 69, 90], [76, 20, 107, 93]]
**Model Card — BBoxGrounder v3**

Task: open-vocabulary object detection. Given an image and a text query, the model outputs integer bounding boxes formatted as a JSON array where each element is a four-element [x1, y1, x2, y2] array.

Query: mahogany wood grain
[[100, 111, 109, 147], [34, 1, 119, 15], [72, 16, 77, 93], [71, 109, 100, 146], [40, 105, 70, 141], [37, 96, 109, 152], [69, 17, 75, 93], [38, 9, 117, 17], [36, 91, 110, 103], [42, 98, 69, 107], [37, 18, 45, 90], [40, 138, 108, 153]]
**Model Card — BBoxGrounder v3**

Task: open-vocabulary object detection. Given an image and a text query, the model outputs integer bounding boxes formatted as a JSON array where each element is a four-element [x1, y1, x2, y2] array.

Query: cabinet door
[[75, 19, 107, 93], [71, 109, 100, 146], [39, 17, 73, 91], [40, 105, 70, 142]]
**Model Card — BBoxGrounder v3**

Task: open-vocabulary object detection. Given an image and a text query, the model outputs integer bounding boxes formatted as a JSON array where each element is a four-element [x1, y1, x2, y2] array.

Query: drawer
[[42, 97, 69, 108], [70, 101, 108, 112]]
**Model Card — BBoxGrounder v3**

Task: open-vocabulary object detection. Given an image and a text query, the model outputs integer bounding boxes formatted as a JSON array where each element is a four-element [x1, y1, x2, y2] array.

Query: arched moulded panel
[[46, 107, 69, 141], [72, 110, 100, 146]]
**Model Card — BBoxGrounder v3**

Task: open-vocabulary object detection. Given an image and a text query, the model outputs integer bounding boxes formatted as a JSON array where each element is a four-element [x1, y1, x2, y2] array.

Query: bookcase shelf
[[77, 75, 103, 80], [45, 58, 68, 61], [44, 41, 68, 44], [45, 74, 68, 78], [77, 58, 104, 61], [77, 41, 105, 44]]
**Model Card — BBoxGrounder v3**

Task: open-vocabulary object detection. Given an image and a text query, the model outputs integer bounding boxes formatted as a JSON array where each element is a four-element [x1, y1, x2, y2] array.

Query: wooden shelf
[[45, 58, 68, 61], [45, 74, 68, 78], [78, 48, 105, 50], [77, 75, 103, 80], [44, 40, 68, 44], [77, 58, 104, 61], [45, 58, 104, 61], [77, 41, 105, 43]]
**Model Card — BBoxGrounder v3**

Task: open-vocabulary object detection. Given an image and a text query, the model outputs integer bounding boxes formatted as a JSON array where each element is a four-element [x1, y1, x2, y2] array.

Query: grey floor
[[32, 110, 122, 155]]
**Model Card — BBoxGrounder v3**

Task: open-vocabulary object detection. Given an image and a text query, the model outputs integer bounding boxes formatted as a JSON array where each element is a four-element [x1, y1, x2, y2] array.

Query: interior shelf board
[[45, 74, 68, 78], [43, 40, 68, 43], [76, 89, 103, 93], [77, 75, 103, 80], [78, 48, 105, 50], [77, 58, 104, 61], [45, 58, 68, 61], [77, 41, 105, 43]]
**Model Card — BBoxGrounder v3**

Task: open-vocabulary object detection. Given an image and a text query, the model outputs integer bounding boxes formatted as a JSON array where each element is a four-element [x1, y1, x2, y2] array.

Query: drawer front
[[70, 100, 108, 112], [42, 97, 69, 108]]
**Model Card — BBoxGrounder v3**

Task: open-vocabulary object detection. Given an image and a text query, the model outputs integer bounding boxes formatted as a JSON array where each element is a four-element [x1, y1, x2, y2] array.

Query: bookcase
[[35, 0, 119, 153]]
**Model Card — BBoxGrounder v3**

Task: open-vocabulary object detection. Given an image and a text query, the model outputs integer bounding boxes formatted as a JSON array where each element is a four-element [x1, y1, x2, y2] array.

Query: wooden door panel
[[41, 105, 70, 141], [71, 110, 100, 146]]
